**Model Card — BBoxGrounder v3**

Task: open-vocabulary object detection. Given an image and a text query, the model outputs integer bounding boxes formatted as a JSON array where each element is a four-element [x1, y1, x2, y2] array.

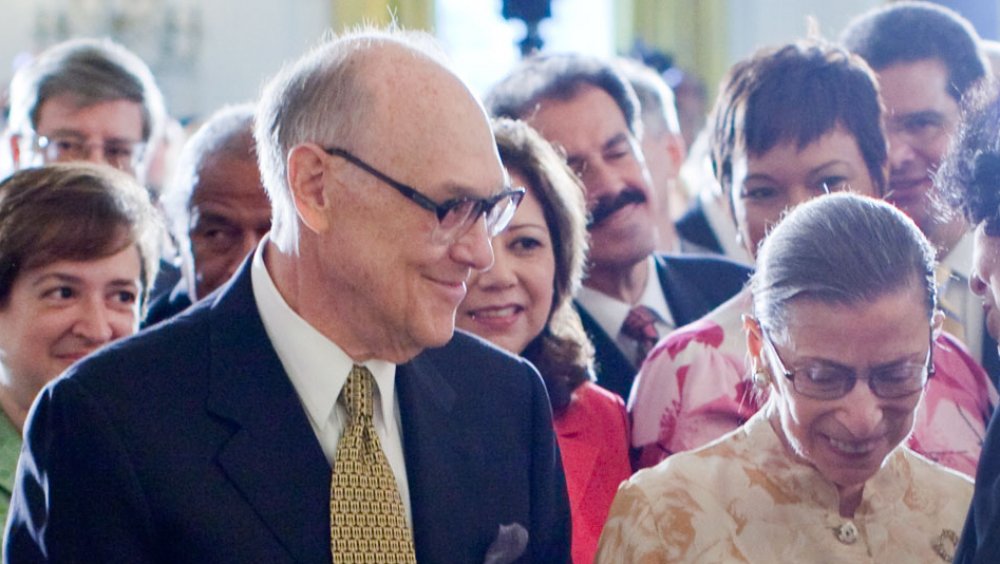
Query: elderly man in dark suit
[[487, 55, 750, 400], [5, 28, 570, 564]]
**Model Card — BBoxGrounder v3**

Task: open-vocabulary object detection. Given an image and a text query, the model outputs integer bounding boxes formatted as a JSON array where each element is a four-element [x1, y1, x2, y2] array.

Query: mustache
[[588, 188, 646, 228]]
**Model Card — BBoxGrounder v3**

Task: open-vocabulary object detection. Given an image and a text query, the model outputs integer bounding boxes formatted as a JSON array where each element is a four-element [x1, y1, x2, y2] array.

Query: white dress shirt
[[577, 255, 675, 366], [941, 232, 985, 364], [249, 237, 412, 525]]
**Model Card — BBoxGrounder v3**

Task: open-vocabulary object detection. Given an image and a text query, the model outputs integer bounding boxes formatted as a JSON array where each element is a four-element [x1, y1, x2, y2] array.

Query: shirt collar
[[250, 236, 397, 433], [576, 255, 674, 335]]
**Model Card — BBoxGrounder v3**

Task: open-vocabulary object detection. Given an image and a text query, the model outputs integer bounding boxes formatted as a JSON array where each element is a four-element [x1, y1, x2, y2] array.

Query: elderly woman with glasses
[[629, 40, 995, 478], [597, 193, 972, 563]]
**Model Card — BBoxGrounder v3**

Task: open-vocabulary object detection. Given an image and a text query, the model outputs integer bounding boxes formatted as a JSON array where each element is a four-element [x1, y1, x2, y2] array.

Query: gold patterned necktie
[[330, 365, 416, 563]]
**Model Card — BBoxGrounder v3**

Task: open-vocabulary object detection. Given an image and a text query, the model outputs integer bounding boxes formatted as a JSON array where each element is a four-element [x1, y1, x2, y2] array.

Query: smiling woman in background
[[0, 163, 160, 523], [598, 193, 972, 563], [628, 40, 995, 478], [456, 117, 632, 564]]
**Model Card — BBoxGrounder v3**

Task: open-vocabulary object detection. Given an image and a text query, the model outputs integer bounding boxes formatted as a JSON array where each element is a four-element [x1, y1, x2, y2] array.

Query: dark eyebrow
[[793, 353, 925, 372], [805, 161, 853, 181], [603, 132, 630, 152], [436, 179, 511, 201], [192, 211, 238, 226], [742, 173, 779, 185], [31, 273, 138, 289], [891, 110, 944, 123], [44, 129, 86, 140], [30, 273, 83, 287], [46, 128, 139, 144], [870, 353, 928, 371]]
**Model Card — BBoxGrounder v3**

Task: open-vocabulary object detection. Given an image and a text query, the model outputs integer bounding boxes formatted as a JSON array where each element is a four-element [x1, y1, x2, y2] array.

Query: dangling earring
[[752, 369, 771, 389]]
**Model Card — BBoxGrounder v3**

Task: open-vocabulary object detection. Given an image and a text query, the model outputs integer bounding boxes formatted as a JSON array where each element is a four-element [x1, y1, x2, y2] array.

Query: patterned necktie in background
[[621, 305, 661, 365], [330, 365, 416, 563]]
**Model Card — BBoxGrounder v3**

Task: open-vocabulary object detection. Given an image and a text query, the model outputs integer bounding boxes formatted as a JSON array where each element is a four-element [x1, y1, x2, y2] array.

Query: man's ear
[[665, 131, 686, 179], [8, 132, 23, 169], [287, 143, 333, 234], [743, 314, 765, 371]]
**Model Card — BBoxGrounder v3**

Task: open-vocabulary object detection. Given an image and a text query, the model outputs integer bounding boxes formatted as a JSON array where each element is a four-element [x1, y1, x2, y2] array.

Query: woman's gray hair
[[751, 193, 936, 342], [253, 26, 447, 253]]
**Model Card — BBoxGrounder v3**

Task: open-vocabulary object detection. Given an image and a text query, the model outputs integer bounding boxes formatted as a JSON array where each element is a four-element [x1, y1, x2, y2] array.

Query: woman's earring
[[752, 369, 771, 389]]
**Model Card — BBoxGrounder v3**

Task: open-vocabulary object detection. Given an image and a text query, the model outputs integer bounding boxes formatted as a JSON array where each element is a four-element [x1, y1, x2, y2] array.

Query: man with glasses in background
[[6, 28, 570, 563], [4, 37, 176, 300], [6, 37, 164, 184]]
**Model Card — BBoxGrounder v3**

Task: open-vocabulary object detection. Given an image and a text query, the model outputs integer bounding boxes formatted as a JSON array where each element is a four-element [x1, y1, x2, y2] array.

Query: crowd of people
[[1, 1, 1000, 562]]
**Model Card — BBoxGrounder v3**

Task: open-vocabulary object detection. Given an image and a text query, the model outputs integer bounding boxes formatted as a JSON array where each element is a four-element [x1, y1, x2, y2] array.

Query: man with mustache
[[842, 2, 998, 381], [487, 55, 751, 400]]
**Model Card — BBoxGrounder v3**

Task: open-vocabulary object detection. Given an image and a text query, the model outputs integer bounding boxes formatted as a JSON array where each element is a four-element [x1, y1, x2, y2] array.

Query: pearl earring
[[752, 369, 770, 388]]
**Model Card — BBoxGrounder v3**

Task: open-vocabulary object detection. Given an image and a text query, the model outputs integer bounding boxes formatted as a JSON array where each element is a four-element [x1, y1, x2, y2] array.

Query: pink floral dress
[[629, 288, 998, 477]]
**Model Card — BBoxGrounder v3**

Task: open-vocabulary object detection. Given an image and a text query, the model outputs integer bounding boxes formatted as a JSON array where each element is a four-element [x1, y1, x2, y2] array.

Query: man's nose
[[887, 133, 918, 171], [450, 214, 494, 271], [582, 159, 620, 195]]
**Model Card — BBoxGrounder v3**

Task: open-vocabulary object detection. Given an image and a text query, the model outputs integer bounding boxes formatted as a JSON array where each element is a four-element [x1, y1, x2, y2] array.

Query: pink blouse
[[629, 288, 997, 477]]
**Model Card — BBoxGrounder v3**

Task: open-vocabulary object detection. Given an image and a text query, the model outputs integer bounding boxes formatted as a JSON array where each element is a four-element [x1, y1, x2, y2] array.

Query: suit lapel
[[574, 301, 636, 400], [397, 347, 489, 562], [655, 254, 691, 327], [204, 261, 331, 563]]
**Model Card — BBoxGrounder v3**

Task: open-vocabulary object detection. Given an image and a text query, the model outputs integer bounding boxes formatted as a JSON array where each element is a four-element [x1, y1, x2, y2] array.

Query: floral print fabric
[[597, 412, 973, 563], [629, 288, 997, 477]]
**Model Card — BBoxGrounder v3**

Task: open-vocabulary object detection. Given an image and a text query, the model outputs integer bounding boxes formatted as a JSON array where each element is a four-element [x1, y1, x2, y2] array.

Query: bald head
[[352, 42, 502, 198], [255, 29, 502, 252], [256, 28, 508, 361]]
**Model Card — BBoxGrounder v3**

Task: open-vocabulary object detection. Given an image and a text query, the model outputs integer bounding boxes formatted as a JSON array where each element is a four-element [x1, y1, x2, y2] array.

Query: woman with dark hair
[[456, 118, 631, 564], [629, 40, 994, 477], [599, 194, 972, 562], [0, 163, 161, 523]]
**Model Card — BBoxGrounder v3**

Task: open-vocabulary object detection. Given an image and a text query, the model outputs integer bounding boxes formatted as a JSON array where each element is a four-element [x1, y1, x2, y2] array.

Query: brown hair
[[711, 40, 888, 207], [492, 117, 594, 413], [0, 163, 161, 311]]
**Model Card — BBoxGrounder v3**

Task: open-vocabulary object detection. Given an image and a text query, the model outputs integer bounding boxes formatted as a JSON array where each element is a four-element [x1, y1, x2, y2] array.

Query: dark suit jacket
[[576, 254, 752, 400], [955, 407, 1000, 563], [675, 197, 724, 256], [141, 280, 194, 329], [6, 261, 570, 563]]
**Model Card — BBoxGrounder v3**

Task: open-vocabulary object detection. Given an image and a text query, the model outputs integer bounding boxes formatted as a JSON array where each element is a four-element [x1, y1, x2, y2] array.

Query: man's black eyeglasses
[[324, 146, 525, 242]]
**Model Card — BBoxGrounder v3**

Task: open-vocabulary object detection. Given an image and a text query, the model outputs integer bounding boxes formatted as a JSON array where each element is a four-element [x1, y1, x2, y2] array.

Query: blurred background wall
[[0, 0, 994, 126]]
